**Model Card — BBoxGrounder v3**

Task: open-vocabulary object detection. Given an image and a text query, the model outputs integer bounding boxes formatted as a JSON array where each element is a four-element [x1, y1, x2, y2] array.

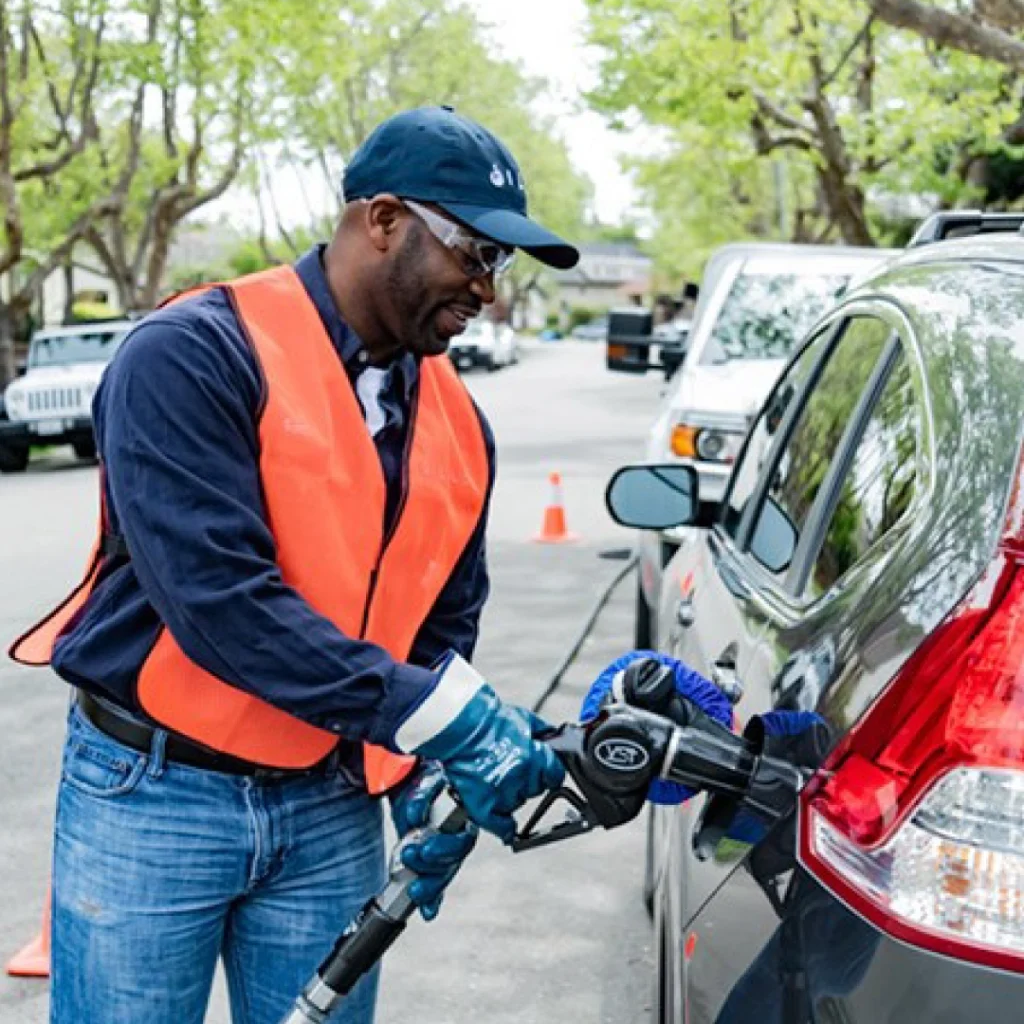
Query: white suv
[[635, 243, 898, 646], [0, 320, 132, 473]]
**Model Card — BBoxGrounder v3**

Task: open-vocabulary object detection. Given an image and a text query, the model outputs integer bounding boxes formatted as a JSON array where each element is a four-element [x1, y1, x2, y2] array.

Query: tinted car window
[[701, 266, 850, 365], [808, 347, 917, 596], [748, 317, 892, 577], [723, 329, 829, 539]]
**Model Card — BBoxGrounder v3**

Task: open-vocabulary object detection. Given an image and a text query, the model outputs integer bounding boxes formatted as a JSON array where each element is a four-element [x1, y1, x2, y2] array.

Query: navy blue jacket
[[51, 248, 495, 751]]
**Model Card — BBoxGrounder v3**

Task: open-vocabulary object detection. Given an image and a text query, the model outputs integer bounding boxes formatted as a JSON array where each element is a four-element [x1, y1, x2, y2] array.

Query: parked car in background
[[0, 319, 133, 474], [607, 214, 1024, 1024], [571, 316, 610, 342], [449, 319, 518, 372], [635, 243, 898, 647]]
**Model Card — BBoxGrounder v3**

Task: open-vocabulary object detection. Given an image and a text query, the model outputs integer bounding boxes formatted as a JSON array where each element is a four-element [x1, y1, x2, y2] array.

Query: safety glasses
[[403, 199, 515, 278]]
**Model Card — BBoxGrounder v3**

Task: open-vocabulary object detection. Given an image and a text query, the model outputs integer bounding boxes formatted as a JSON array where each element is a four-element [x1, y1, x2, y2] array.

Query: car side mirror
[[606, 464, 699, 530]]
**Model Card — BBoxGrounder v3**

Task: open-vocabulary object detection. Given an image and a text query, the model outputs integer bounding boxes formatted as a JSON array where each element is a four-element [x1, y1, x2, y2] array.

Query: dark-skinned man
[[11, 106, 579, 1024]]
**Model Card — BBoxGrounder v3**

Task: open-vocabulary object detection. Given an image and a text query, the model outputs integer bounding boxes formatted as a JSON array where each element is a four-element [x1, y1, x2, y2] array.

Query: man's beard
[[386, 226, 447, 356]]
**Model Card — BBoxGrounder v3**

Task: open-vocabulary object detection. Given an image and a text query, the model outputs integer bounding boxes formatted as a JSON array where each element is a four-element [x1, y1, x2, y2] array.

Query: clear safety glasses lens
[[404, 200, 515, 278]]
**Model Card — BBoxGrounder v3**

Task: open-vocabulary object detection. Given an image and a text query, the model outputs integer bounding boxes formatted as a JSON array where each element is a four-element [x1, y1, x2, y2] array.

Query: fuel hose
[[530, 552, 638, 715]]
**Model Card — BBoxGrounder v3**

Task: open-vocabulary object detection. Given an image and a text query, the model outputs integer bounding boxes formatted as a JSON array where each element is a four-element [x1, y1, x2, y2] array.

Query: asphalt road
[[0, 340, 668, 1023]]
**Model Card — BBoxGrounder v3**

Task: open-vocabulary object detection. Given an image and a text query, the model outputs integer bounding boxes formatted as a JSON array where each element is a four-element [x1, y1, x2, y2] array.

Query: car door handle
[[710, 657, 745, 704]]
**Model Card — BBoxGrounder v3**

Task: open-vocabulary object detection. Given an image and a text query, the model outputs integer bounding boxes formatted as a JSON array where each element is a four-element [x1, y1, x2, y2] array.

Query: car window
[[747, 316, 892, 578], [807, 348, 917, 597], [29, 329, 127, 368], [722, 327, 831, 539], [701, 265, 851, 365]]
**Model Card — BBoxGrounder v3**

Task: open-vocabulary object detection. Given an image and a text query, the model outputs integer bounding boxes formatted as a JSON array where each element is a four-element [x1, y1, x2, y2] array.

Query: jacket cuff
[[359, 659, 437, 749], [392, 652, 485, 754]]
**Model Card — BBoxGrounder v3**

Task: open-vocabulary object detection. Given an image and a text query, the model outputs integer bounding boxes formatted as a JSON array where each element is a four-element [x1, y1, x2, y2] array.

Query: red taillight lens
[[800, 556, 1024, 971]]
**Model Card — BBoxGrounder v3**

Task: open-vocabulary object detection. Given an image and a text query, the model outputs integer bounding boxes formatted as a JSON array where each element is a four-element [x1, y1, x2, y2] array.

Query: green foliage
[[2, 0, 591, 330], [568, 307, 600, 331], [262, 0, 592, 316], [582, 0, 1024, 273]]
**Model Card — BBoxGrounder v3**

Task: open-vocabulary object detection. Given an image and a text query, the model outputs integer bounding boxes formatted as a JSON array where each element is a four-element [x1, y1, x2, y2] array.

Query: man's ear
[[364, 194, 406, 253]]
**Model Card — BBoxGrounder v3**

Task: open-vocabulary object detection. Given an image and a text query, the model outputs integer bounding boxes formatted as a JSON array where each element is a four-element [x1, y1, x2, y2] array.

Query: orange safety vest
[[10, 265, 490, 795]]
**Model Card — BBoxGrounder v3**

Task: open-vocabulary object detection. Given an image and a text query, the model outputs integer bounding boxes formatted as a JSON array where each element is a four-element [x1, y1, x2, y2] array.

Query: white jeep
[[0, 320, 132, 474]]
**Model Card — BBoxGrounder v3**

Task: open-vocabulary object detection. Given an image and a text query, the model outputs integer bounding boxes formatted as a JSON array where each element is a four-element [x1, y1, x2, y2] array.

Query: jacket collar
[[294, 245, 417, 402]]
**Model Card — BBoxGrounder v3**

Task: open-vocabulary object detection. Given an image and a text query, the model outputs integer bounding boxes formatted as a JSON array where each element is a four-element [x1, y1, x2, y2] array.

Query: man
[[11, 106, 579, 1024]]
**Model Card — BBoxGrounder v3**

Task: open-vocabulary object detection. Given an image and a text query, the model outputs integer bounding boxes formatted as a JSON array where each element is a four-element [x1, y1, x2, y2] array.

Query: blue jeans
[[50, 704, 386, 1024]]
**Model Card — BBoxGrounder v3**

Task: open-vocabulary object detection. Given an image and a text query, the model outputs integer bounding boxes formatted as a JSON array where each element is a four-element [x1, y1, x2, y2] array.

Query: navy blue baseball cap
[[343, 106, 579, 270]]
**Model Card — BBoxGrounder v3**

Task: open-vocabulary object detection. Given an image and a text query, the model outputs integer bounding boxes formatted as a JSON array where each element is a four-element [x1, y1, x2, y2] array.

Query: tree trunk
[[140, 208, 177, 310], [816, 167, 875, 246], [62, 259, 75, 324], [0, 303, 16, 392], [959, 154, 991, 205]]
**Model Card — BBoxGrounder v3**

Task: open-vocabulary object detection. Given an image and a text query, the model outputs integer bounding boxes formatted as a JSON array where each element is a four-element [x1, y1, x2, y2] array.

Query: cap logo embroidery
[[490, 164, 505, 188]]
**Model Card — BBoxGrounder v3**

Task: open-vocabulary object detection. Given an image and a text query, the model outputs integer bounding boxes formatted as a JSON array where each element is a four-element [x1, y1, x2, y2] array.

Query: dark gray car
[[609, 223, 1024, 1022]]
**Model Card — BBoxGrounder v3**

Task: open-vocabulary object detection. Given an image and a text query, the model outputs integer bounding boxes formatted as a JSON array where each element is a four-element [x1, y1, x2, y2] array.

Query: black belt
[[75, 690, 338, 780]]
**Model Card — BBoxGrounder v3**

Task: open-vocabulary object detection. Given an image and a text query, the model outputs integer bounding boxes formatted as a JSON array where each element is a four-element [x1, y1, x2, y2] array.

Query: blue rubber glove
[[395, 654, 565, 845], [724, 710, 833, 848], [389, 761, 478, 921], [581, 650, 734, 805]]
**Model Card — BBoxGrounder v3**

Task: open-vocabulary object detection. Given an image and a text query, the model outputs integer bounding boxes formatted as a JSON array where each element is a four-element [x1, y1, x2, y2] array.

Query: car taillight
[[800, 556, 1024, 972]]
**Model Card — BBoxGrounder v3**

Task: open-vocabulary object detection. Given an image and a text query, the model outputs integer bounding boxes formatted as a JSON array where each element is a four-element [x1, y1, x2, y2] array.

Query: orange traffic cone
[[6, 889, 51, 978], [532, 472, 579, 544]]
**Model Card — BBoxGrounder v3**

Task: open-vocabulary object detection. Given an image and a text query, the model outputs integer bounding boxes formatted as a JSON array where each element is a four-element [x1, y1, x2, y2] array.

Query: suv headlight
[[3, 386, 26, 419], [669, 420, 745, 464]]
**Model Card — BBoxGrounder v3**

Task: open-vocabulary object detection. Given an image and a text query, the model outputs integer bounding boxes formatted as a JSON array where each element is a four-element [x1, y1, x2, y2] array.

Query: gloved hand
[[389, 761, 478, 921], [581, 650, 734, 805], [395, 654, 565, 845]]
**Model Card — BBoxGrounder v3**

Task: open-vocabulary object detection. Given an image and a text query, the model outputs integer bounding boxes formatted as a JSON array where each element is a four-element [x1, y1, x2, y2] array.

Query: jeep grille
[[28, 387, 84, 414]]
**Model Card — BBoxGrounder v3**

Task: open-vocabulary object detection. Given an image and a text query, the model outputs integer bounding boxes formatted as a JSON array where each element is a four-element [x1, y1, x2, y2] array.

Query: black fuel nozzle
[[512, 704, 673, 851], [514, 658, 810, 854], [617, 657, 808, 822], [619, 658, 680, 717], [615, 659, 761, 798], [620, 657, 725, 735]]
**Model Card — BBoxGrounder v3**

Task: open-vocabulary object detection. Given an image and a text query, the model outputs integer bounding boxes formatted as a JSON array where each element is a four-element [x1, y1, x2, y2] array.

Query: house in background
[[550, 242, 653, 320], [0, 254, 120, 333]]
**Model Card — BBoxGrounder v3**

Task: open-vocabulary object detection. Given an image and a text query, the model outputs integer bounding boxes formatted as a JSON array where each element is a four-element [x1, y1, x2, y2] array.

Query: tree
[[0, 0, 263, 387], [1, 0, 591, 393], [80, 0, 263, 313], [868, 0, 1024, 70], [866, 0, 1024, 196], [0, 0, 113, 386], [251, 0, 593, 322], [583, 0, 1020, 273]]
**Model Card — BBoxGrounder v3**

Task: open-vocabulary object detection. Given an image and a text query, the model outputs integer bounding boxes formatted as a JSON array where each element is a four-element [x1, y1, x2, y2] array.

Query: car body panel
[[648, 238, 1024, 1022], [684, 867, 1024, 1024]]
